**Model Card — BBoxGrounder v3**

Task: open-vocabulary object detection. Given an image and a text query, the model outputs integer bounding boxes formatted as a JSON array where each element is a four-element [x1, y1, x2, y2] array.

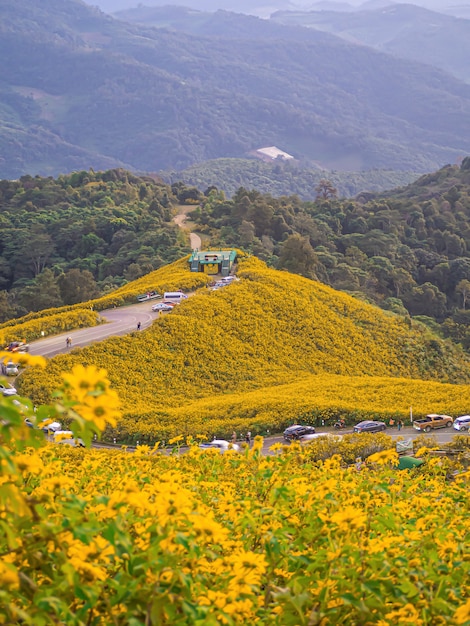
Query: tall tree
[[58, 269, 99, 305], [0, 290, 16, 323], [17, 269, 63, 312], [315, 179, 337, 201], [20, 225, 54, 277], [278, 234, 318, 279], [456, 279, 470, 310]]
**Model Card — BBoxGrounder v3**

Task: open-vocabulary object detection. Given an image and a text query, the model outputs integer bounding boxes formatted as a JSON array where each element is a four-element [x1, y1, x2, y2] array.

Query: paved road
[[97, 426, 462, 455], [173, 205, 202, 250], [28, 301, 158, 358], [258, 425, 464, 454]]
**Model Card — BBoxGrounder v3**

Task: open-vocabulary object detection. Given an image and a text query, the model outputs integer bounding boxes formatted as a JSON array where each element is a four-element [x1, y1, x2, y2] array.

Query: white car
[[151, 302, 174, 312], [0, 382, 17, 396], [25, 418, 62, 433], [299, 433, 343, 443], [199, 439, 240, 452], [51, 431, 85, 447], [453, 415, 470, 432], [2, 361, 19, 376]]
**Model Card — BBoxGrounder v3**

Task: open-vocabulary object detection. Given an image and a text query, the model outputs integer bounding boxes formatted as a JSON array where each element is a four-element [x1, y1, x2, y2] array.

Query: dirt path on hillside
[[173, 205, 202, 250]]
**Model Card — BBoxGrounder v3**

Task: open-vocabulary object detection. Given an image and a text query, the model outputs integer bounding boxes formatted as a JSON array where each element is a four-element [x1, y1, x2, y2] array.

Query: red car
[[5, 341, 29, 353]]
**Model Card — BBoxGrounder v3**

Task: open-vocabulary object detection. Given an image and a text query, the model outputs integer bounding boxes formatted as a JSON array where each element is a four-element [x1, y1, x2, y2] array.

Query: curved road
[[28, 301, 159, 358], [28, 205, 203, 358]]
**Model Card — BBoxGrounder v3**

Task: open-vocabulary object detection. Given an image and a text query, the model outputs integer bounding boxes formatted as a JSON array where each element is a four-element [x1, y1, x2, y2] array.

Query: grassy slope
[[17, 257, 470, 440]]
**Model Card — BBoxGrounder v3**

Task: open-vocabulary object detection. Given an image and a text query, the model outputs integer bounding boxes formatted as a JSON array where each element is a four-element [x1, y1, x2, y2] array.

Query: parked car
[[199, 439, 240, 452], [353, 420, 387, 433], [299, 432, 342, 443], [0, 382, 17, 396], [137, 291, 160, 302], [51, 431, 85, 447], [413, 414, 453, 432], [163, 291, 188, 304], [453, 415, 470, 432], [4, 361, 19, 376], [151, 302, 174, 312], [283, 424, 316, 441], [4, 341, 29, 353], [25, 418, 62, 433]]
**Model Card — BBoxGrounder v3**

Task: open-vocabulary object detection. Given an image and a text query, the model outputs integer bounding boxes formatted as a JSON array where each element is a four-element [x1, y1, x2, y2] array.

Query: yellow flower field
[[17, 256, 470, 441], [1, 362, 469, 625], [0, 309, 100, 346]]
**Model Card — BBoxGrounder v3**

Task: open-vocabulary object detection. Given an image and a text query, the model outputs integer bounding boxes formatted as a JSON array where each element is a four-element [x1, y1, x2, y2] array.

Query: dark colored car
[[283, 424, 316, 441], [5, 341, 29, 353], [353, 420, 387, 433]]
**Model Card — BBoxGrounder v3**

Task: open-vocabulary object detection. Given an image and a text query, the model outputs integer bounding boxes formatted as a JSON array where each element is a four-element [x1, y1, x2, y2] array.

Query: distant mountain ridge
[[1, 0, 470, 178], [271, 3, 470, 83]]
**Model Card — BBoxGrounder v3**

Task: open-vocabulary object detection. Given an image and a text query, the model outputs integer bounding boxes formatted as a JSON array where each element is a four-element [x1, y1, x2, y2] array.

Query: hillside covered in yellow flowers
[[18, 256, 470, 442]]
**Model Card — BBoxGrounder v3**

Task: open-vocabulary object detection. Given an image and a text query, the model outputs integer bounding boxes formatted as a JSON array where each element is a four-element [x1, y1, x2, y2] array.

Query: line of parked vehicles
[[150, 276, 238, 312], [209, 275, 238, 291], [282, 414, 470, 443]]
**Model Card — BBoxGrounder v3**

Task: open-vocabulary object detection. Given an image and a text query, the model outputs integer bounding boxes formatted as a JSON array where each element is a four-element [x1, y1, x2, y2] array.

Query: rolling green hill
[[163, 157, 420, 199], [1, 0, 470, 178]]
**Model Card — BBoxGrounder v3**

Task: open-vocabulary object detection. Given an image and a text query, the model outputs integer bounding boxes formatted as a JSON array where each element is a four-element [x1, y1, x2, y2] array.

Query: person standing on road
[[245, 431, 251, 446], [66, 337, 72, 348], [231, 431, 237, 444], [137, 322, 141, 331], [397, 419, 403, 431]]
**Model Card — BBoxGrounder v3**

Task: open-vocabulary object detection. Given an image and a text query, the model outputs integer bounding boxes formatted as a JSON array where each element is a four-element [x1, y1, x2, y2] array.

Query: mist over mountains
[[271, 3, 470, 82], [94, 0, 470, 19], [1, 0, 470, 179]]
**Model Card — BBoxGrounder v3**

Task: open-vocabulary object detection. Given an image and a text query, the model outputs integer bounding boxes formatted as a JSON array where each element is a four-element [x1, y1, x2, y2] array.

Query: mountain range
[[271, 3, 470, 82], [1, 0, 470, 179]]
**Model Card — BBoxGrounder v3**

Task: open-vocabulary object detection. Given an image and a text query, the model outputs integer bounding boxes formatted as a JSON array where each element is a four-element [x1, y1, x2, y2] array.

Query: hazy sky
[[90, 0, 461, 14]]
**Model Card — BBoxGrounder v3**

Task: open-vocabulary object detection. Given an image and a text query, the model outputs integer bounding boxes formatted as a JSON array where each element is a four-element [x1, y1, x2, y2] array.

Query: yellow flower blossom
[[454, 599, 470, 624], [134, 444, 151, 456], [62, 364, 111, 400], [0, 560, 19, 589], [329, 505, 367, 531], [385, 603, 423, 625], [367, 449, 399, 466], [226, 551, 267, 588], [14, 452, 44, 475], [327, 597, 344, 609], [436, 538, 458, 561], [75, 389, 120, 430], [168, 434, 184, 445]]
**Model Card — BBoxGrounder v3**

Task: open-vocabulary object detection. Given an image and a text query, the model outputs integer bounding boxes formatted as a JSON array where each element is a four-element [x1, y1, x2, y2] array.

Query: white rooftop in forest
[[256, 146, 294, 160]]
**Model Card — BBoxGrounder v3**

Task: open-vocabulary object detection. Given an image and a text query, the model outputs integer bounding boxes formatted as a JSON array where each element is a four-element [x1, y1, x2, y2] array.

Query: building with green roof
[[188, 250, 237, 276]]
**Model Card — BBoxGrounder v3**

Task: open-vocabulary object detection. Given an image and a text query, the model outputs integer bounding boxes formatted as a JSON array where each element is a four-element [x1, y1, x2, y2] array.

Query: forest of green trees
[[2, 161, 470, 352], [0, 169, 189, 320]]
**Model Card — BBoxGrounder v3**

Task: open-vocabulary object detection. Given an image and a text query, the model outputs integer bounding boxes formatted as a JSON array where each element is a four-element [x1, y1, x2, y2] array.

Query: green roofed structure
[[189, 250, 237, 276]]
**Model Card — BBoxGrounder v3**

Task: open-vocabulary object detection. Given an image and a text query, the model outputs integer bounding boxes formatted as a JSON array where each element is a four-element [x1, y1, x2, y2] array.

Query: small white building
[[253, 146, 294, 162]]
